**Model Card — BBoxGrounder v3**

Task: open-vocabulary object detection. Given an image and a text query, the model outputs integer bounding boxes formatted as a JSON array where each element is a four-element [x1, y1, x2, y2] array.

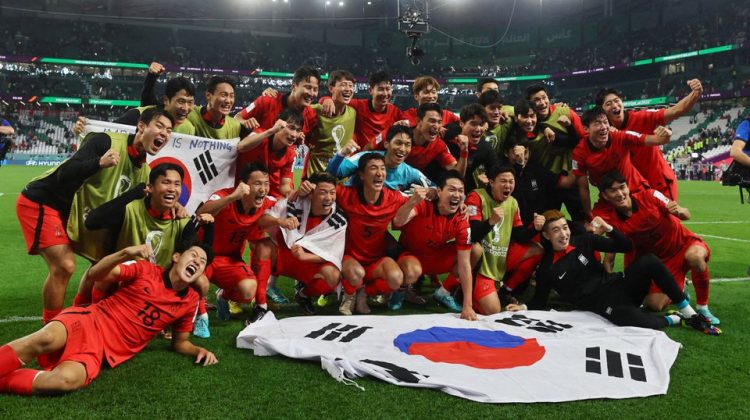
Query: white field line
[[0, 315, 42, 324], [696, 233, 750, 243], [684, 221, 748, 225]]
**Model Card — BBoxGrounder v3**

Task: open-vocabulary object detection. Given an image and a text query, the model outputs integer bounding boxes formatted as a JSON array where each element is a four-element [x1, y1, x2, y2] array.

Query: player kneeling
[[253, 172, 347, 316], [392, 170, 478, 320], [0, 243, 217, 396]]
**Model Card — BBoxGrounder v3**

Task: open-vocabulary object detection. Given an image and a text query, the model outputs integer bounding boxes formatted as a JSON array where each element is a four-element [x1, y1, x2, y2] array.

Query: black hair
[[581, 107, 608, 126], [514, 99, 536, 117], [598, 170, 627, 191], [239, 162, 269, 183], [459, 103, 488, 123], [595, 88, 623, 108], [476, 77, 498, 93], [357, 152, 386, 173], [175, 239, 214, 266], [369, 71, 392, 88], [164, 77, 196, 100], [149, 162, 184, 184], [525, 83, 547, 100], [139, 106, 175, 128], [478, 90, 504, 107], [417, 102, 443, 121], [278, 108, 305, 127], [385, 124, 413, 143], [206, 76, 235, 94], [328, 69, 355, 86], [293, 66, 321, 85], [307, 171, 338, 187], [437, 169, 464, 189], [486, 164, 515, 182]]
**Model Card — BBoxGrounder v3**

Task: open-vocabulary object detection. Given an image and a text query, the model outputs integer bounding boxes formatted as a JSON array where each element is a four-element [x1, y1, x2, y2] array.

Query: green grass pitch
[[0, 165, 749, 418]]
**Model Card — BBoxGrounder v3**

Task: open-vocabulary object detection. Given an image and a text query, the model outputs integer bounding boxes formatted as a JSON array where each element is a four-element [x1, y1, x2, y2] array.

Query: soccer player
[[475, 77, 499, 96], [399, 102, 461, 181], [321, 71, 406, 148], [253, 172, 347, 315], [16, 107, 173, 323], [596, 79, 704, 200], [196, 163, 298, 324], [235, 66, 319, 136], [595, 171, 719, 324], [462, 165, 545, 315], [303, 69, 357, 178], [401, 76, 460, 127], [392, 170, 477, 320], [335, 153, 414, 316], [187, 76, 251, 140], [445, 103, 499, 192], [572, 107, 672, 220], [236, 108, 305, 198], [327, 125, 433, 192], [0, 243, 218, 396], [507, 210, 720, 335], [477, 90, 513, 154]]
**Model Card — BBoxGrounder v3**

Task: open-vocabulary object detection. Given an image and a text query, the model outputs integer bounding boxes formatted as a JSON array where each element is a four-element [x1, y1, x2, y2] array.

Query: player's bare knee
[[385, 269, 404, 289], [238, 280, 257, 301], [685, 248, 708, 272], [51, 369, 85, 392], [320, 267, 341, 287], [52, 258, 76, 280]]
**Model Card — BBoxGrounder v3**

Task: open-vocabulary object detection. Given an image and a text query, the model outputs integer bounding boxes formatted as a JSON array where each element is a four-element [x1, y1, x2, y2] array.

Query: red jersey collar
[[126, 134, 146, 165], [201, 106, 225, 128], [552, 244, 576, 263], [146, 201, 174, 220]]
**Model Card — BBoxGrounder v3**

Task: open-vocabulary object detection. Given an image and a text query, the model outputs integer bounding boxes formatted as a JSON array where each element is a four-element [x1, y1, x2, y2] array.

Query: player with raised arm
[[17, 107, 173, 324], [445, 103, 498, 192], [595, 171, 719, 324], [507, 210, 720, 335], [0, 243, 217, 396], [392, 170, 477, 320]]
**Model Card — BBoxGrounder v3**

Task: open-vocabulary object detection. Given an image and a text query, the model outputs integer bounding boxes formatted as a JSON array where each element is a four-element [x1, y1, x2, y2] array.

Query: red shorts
[[473, 273, 498, 314], [205, 255, 256, 291], [16, 194, 70, 254], [50, 307, 105, 386], [649, 238, 711, 294], [276, 243, 337, 285], [397, 247, 460, 275]]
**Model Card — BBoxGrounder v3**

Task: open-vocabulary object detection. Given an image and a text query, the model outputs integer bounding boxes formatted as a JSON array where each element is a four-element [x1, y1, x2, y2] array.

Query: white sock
[[434, 286, 449, 297], [258, 303, 268, 310], [666, 314, 682, 326], [696, 304, 708, 310]]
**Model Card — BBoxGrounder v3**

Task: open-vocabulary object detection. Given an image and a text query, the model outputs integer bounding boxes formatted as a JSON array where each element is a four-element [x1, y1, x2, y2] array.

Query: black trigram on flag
[[193, 151, 219, 185], [305, 323, 372, 343], [585, 347, 647, 382]]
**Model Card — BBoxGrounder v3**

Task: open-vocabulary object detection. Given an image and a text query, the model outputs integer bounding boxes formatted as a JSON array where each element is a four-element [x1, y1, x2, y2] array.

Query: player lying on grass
[[0, 243, 217, 396], [507, 210, 721, 335], [595, 170, 719, 324]]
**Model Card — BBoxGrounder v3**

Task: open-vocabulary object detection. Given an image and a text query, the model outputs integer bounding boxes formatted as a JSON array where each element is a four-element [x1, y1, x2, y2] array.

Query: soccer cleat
[[696, 307, 720, 325], [498, 287, 519, 307], [388, 290, 406, 311], [267, 286, 290, 304], [683, 313, 722, 336], [246, 305, 268, 325], [192, 315, 211, 338], [339, 293, 356, 316], [229, 300, 244, 316], [216, 289, 230, 321], [372, 294, 387, 306], [355, 288, 371, 315], [294, 283, 316, 315], [433, 291, 463, 313], [316, 294, 330, 307], [404, 286, 427, 305]]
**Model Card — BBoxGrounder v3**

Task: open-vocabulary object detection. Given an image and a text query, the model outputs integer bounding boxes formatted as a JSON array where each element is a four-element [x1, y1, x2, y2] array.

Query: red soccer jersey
[[465, 191, 524, 227], [403, 137, 456, 172], [238, 94, 317, 136], [346, 98, 404, 148], [622, 108, 677, 192], [237, 136, 295, 198], [593, 189, 697, 259], [571, 129, 650, 191], [336, 184, 407, 264], [401, 108, 460, 127], [399, 200, 471, 256], [208, 188, 277, 258], [93, 260, 200, 368]]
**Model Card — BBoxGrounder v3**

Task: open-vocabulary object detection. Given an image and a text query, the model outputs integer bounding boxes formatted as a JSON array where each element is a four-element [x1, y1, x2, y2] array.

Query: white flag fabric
[[237, 311, 681, 403], [83, 119, 238, 213]]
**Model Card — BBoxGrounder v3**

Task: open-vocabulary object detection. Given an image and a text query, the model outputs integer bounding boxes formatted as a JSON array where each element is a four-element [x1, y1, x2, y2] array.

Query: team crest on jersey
[[578, 254, 589, 265], [467, 205, 478, 217], [145, 231, 164, 263], [115, 175, 133, 197], [531, 179, 538, 190], [571, 160, 578, 171]]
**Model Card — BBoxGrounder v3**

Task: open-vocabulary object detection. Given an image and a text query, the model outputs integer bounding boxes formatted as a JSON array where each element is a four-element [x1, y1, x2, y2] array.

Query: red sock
[[0, 345, 22, 378], [442, 274, 459, 292], [222, 288, 254, 304], [304, 278, 335, 297], [342, 277, 360, 295], [42, 309, 61, 324], [364, 278, 391, 296], [691, 267, 710, 306], [252, 260, 272, 306], [0, 368, 39, 395], [197, 297, 207, 316], [503, 253, 542, 291], [72, 293, 90, 307]]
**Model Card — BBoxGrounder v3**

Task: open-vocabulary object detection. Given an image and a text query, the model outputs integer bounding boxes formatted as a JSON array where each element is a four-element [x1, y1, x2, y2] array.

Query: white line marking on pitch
[[711, 277, 750, 283], [0, 315, 42, 324], [684, 221, 748, 225], [696, 233, 750, 243]]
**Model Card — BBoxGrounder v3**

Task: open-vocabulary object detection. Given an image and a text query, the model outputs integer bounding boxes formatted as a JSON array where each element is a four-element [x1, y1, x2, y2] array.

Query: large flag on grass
[[237, 311, 681, 403], [83, 119, 238, 213]]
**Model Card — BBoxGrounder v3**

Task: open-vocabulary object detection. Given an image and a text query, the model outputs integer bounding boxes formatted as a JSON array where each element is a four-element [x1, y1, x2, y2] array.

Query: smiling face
[[137, 115, 173, 156], [516, 108, 537, 133], [244, 170, 270, 209], [414, 84, 438, 105], [291, 76, 320, 107], [311, 181, 336, 216], [206, 82, 235, 116], [586, 114, 611, 150], [163, 89, 194, 125], [479, 81, 499, 95], [330, 78, 354, 105], [148, 169, 182, 213], [460, 115, 487, 144], [438, 177, 465, 214], [542, 217, 571, 251], [489, 171, 515, 202], [172, 246, 208, 284], [484, 103, 502, 126], [416, 110, 442, 142], [369, 81, 393, 109], [359, 157, 387, 193], [274, 119, 304, 148], [601, 93, 625, 123], [601, 180, 632, 212], [528, 90, 550, 118], [384, 133, 412, 167]]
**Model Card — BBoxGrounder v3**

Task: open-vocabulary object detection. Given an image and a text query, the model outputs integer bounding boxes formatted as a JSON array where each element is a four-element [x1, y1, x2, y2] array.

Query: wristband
[[460, 150, 469, 159]]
